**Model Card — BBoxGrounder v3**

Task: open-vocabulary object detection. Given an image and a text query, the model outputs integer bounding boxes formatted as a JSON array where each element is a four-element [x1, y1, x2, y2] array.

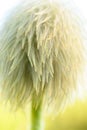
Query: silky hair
[[0, 0, 86, 111]]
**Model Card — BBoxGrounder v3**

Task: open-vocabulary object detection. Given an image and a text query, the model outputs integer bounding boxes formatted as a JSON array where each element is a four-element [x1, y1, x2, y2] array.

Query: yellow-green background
[[0, 97, 87, 130]]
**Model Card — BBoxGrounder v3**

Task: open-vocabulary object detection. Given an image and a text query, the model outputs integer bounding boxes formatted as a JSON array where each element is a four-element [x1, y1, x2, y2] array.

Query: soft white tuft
[[0, 0, 86, 111]]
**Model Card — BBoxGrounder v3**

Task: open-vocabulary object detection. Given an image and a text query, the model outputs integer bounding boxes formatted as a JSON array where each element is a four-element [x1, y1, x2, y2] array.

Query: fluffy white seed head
[[0, 0, 86, 111]]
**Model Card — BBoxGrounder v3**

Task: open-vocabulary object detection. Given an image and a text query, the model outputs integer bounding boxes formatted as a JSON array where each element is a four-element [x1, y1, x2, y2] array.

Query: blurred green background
[[0, 97, 87, 130]]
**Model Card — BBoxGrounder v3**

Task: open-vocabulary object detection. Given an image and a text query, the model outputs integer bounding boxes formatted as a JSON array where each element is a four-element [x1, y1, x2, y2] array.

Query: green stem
[[31, 100, 44, 130]]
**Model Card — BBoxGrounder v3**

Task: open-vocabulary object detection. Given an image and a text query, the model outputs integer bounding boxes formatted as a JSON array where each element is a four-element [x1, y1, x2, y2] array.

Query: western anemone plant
[[0, 0, 86, 130]]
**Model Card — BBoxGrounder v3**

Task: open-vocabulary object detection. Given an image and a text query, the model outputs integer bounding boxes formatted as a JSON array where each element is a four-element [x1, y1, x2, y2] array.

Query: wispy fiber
[[0, 0, 86, 111]]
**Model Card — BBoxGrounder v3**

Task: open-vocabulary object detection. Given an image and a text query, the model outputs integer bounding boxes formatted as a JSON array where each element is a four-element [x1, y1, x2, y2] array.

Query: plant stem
[[31, 99, 44, 130]]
